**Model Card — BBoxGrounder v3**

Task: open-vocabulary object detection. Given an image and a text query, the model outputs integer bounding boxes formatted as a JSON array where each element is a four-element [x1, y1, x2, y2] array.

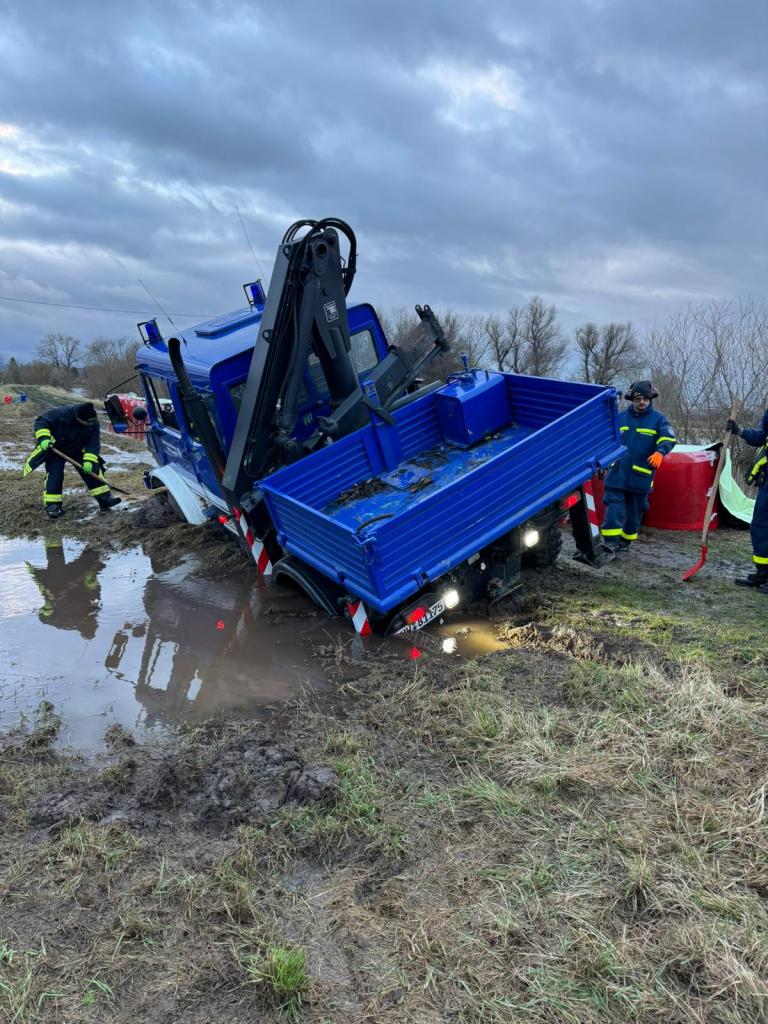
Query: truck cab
[[135, 297, 390, 525]]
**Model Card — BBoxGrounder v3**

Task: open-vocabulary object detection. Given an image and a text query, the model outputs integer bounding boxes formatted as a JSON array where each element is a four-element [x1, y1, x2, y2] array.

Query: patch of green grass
[[80, 977, 113, 1007], [280, 754, 406, 855], [454, 772, 526, 820], [323, 729, 361, 756], [245, 944, 308, 1015], [47, 821, 143, 878], [0, 944, 64, 1024]]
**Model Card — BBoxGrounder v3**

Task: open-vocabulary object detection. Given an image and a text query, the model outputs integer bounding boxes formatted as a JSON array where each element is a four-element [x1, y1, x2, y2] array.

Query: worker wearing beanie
[[22, 402, 121, 519], [600, 381, 676, 554], [726, 409, 768, 594]]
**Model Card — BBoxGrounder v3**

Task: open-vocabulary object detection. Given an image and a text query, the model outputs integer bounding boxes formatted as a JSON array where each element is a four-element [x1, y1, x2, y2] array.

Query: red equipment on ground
[[105, 394, 148, 438], [644, 448, 720, 532]]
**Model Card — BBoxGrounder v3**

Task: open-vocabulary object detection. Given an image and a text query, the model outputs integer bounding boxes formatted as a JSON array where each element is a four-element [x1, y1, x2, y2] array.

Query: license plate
[[395, 599, 445, 635]]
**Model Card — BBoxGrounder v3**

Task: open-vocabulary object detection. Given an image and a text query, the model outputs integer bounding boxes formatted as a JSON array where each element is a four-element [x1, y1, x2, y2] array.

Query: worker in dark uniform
[[25, 540, 105, 640], [600, 381, 676, 554], [22, 402, 121, 519], [726, 409, 768, 593]]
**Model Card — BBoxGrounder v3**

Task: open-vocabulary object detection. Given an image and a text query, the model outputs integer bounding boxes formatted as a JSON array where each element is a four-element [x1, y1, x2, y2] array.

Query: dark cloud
[[0, 0, 765, 360]]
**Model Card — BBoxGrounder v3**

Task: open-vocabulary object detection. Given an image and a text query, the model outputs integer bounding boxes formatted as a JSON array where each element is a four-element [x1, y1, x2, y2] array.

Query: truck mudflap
[[232, 506, 273, 576], [345, 598, 372, 636], [569, 480, 612, 567]]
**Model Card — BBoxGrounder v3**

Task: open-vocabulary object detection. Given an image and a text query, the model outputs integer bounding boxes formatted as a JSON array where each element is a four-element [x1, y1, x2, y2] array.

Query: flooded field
[[0, 535, 507, 750]]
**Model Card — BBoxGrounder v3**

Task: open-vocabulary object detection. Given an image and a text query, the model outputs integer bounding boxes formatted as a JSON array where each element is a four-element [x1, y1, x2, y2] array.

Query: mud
[[30, 723, 339, 833], [329, 475, 393, 507]]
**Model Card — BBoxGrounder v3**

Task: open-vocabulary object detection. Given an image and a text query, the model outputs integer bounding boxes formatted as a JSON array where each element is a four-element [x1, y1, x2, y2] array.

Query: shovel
[[50, 447, 132, 496], [681, 402, 740, 581]]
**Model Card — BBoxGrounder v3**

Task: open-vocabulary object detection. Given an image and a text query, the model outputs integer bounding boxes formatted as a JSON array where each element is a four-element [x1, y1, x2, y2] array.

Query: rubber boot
[[97, 494, 122, 511], [617, 537, 633, 552], [45, 505, 63, 520], [734, 570, 768, 588]]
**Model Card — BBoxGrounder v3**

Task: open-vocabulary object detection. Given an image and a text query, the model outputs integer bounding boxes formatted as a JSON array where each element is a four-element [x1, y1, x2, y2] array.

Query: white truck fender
[[144, 464, 210, 525]]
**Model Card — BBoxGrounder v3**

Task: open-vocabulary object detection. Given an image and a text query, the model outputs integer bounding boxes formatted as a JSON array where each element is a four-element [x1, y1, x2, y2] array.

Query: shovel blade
[[681, 545, 707, 581]]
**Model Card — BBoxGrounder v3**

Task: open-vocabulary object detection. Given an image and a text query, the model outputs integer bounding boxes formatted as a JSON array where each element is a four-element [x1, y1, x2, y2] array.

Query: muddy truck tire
[[135, 491, 184, 529], [523, 524, 562, 569]]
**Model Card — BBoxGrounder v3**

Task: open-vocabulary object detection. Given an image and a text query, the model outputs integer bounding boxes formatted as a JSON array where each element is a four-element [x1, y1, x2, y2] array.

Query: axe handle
[[51, 447, 131, 496]]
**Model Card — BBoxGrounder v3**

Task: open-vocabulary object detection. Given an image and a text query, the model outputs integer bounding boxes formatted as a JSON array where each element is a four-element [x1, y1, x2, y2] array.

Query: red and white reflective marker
[[232, 507, 273, 576], [582, 479, 600, 538], [346, 599, 372, 636]]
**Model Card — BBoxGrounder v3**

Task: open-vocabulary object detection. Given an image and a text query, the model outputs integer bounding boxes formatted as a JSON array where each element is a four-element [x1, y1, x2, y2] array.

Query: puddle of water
[[0, 537, 342, 751], [0, 536, 510, 751], [0, 441, 22, 470]]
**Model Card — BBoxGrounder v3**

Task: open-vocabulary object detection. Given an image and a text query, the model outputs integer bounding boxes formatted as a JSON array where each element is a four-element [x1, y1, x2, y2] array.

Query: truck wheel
[[523, 524, 562, 569]]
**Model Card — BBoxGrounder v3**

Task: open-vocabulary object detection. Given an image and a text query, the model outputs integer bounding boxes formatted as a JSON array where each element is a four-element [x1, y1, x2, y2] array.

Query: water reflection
[[0, 538, 331, 749], [25, 540, 104, 640], [103, 561, 322, 727]]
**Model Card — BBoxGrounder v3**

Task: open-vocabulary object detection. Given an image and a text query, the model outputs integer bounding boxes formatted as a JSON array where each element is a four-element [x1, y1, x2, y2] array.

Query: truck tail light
[[406, 606, 427, 624], [560, 492, 581, 510]]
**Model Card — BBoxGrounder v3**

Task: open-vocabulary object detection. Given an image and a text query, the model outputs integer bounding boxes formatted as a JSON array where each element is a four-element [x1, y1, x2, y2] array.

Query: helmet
[[75, 402, 98, 423], [624, 380, 658, 400]]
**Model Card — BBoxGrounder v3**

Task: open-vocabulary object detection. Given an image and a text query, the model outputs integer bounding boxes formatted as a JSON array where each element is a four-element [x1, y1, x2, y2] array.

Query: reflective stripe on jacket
[[606, 405, 676, 493], [742, 410, 768, 490]]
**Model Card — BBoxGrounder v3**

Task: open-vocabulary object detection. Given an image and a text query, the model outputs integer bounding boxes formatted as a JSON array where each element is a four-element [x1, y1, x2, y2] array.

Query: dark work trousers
[[600, 486, 647, 545], [751, 485, 768, 567], [43, 455, 110, 506]]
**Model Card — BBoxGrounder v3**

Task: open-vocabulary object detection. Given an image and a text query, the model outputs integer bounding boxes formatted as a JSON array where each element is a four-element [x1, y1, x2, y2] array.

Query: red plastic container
[[644, 448, 719, 531]]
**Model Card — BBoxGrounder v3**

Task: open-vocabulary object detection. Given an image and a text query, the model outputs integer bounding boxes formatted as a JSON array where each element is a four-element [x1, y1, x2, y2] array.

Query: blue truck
[[108, 218, 624, 635]]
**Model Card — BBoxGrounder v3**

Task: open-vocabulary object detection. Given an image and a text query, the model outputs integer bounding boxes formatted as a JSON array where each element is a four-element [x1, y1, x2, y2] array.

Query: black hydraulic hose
[[167, 337, 228, 483]]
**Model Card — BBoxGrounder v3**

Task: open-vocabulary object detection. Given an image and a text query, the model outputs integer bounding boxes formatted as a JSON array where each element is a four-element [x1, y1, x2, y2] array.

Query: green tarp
[[671, 444, 754, 525], [719, 450, 755, 525]]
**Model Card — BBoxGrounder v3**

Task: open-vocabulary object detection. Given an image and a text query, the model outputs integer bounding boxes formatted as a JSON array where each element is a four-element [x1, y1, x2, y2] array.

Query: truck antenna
[[138, 278, 179, 334], [235, 206, 270, 287]]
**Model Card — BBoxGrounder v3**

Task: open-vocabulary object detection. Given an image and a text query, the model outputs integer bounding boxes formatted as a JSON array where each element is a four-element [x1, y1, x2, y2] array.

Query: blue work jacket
[[742, 409, 768, 489], [606, 405, 676, 493]]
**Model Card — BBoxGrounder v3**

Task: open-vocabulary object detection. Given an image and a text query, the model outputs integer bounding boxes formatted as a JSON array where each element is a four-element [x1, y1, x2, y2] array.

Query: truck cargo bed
[[259, 372, 623, 612]]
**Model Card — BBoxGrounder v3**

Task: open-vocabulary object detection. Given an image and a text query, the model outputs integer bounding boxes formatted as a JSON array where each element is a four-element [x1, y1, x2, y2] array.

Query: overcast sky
[[0, 0, 765, 361]]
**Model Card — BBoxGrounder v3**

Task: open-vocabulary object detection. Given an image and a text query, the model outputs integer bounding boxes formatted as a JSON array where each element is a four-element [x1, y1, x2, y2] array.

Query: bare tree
[[35, 333, 81, 370], [484, 307, 526, 372], [381, 306, 488, 377], [83, 336, 140, 398], [576, 321, 640, 385], [521, 297, 568, 377], [378, 306, 413, 347], [642, 300, 768, 444]]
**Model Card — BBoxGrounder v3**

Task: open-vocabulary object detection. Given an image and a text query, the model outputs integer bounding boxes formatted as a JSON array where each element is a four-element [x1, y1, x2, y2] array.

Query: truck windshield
[[227, 327, 379, 417]]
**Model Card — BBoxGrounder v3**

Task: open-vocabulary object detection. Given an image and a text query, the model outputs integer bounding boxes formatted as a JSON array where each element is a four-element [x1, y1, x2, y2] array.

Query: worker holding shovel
[[727, 409, 768, 594], [22, 402, 122, 519]]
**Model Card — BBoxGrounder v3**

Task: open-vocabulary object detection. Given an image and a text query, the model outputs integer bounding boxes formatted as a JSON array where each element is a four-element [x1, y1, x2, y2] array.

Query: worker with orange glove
[[600, 381, 676, 554]]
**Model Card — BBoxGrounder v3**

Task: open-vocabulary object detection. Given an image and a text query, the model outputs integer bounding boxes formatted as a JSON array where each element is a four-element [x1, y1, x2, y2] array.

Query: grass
[[1, 528, 768, 1020], [244, 945, 308, 1015]]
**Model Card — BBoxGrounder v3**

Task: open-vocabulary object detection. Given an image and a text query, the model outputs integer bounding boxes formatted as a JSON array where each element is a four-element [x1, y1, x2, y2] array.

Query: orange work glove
[[647, 451, 664, 470]]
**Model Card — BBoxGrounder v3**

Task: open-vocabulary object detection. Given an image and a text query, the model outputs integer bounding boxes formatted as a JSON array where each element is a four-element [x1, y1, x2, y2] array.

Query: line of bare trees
[[383, 296, 767, 444], [1, 333, 141, 399], [3, 298, 767, 446]]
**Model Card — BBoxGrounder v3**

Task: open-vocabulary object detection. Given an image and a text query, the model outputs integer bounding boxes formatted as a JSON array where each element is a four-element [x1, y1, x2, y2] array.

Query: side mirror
[[104, 395, 127, 430]]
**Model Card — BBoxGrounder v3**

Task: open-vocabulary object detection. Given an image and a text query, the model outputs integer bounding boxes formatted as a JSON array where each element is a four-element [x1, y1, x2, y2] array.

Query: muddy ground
[[2, 388, 768, 1022]]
